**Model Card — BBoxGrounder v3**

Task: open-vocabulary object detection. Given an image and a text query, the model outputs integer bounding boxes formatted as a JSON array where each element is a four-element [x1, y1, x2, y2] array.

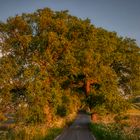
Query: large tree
[[0, 8, 140, 123]]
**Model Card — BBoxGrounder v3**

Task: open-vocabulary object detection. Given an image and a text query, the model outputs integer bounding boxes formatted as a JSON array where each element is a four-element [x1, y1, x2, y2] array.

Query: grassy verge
[[43, 128, 62, 140], [0, 127, 63, 140], [89, 123, 139, 140], [89, 123, 124, 140]]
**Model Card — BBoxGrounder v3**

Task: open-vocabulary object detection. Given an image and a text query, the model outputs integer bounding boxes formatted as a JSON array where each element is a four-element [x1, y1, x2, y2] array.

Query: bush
[[105, 95, 130, 113], [56, 105, 68, 117], [85, 92, 130, 114]]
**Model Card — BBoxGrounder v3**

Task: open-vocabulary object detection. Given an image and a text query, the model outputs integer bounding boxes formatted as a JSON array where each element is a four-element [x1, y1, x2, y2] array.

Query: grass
[[89, 107, 140, 140], [43, 128, 62, 140], [0, 127, 63, 140], [0, 112, 77, 140], [89, 123, 128, 140], [89, 122, 140, 140]]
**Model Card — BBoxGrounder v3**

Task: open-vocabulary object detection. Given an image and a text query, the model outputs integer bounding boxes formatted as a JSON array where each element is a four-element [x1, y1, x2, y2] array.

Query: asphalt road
[[56, 113, 95, 140]]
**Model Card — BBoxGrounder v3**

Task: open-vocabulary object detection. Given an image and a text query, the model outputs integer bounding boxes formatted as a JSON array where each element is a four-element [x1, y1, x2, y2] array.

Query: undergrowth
[[0, 127, 62, 140]]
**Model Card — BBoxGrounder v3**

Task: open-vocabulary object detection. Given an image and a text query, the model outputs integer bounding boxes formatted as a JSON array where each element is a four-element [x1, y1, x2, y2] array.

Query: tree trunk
[[85, 79, 97, 96]]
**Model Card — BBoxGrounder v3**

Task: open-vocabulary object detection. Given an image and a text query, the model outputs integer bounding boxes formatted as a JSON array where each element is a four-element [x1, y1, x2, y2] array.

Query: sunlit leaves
[[0, 7, 140, 122]]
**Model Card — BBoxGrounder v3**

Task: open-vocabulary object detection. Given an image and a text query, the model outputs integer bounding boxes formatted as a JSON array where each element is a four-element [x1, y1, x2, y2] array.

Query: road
[[56, 113, 95, 140]]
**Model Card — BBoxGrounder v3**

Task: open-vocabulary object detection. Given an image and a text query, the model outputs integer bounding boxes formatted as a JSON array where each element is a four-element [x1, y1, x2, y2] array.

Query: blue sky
[[0, 0, 140, 46]]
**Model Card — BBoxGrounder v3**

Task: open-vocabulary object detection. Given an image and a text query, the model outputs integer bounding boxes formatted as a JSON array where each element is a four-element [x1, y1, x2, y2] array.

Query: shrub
[[56, 105, 68, 117]]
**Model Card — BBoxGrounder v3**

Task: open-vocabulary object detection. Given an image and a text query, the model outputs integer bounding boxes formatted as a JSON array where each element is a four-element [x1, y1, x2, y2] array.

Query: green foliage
[[0, 7, 140, 125], [85, 92, 130, 114], [89, 123, 139, 140], [105, 95, 130, 113], [56, 105, 68, 117], [43, 128, 62, 140], [2, 127, 62, 140], [89, 123, 124, 140], [86, 93, 105, 108], [26, 106, 46, 124]]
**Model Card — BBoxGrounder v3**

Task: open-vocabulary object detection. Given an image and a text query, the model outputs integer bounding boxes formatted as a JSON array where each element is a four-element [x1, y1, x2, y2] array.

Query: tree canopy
[[0, 8, 140, 123]]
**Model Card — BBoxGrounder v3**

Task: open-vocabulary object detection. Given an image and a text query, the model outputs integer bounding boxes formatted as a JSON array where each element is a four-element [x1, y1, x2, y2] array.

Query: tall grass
[[0, 112, 77, 140], [43, 128, 62, 140], [89, 123, 140, 140], [0, 127, 62, 140]]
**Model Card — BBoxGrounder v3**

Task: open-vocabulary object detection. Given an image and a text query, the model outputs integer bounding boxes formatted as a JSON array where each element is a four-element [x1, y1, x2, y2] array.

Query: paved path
[[56, 113, 95, 140]]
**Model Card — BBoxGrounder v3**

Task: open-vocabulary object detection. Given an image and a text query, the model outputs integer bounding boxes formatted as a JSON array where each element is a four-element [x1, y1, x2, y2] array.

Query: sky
[[0, 0, 140, 46]]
